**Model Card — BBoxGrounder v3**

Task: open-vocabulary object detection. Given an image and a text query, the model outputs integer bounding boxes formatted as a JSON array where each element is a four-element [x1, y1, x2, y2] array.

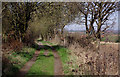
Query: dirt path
[[43, 50, 49, 56], [14, 50, 40, 77], [43, 47, 63, 75], [15, 41, 63, 76], [52, 50, 63, 75]]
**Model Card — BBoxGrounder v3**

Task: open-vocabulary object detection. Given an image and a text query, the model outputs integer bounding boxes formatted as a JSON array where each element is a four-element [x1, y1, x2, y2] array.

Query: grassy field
[[3, 47, 36, 77], [101, 35, 120, 43], [57, 47, 72, 75]]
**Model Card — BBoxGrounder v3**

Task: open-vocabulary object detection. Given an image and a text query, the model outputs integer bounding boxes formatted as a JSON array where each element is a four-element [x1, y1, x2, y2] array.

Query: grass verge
[[55, 46, 72, 75], [3, 47, 36, 77]]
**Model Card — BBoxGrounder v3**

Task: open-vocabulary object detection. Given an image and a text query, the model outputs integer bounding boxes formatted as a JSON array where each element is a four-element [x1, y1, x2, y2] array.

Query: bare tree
[[74, 2, 118, 51], [76, 2, 117, 39]]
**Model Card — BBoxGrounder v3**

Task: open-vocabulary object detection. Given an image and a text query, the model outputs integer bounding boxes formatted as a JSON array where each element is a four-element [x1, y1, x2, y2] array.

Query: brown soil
[[52, 50, 63, 75], [43, 50, 49, 57], [14, 50, 40, 77]]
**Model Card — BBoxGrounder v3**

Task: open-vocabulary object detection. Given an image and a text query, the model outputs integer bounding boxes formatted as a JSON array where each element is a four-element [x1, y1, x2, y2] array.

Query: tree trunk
[[41, 34, 44, 40], [97, 32, 101, 41], [85, 15, 89, 36], [95, 38, 100, 53], [61, 27, 64, 35]]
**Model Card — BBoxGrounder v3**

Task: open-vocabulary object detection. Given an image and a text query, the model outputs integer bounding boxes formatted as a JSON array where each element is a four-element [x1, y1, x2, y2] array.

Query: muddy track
[[14, 50, 40, 77], [14, 42, 63, 76], [43, 50, 49, 57], [52, 49, 63, 76], [43, 47, 64, 75]]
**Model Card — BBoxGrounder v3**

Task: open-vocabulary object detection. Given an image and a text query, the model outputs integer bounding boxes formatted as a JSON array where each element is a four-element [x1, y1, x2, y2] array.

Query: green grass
[[37, 39, 53, 45], [41, 40, 71, 75], [26, 50, 54, 76], [41, 41, 53, 45], [55, 46, 72, 75], [57, 47, 69, 63], [29, 40, 71, 75], [101, 35, 120, 43], [3, 47, 36, 77]]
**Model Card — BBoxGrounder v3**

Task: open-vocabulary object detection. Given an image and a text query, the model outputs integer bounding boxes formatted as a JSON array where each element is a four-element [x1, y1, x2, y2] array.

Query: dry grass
[[67, 42, 119, 75]]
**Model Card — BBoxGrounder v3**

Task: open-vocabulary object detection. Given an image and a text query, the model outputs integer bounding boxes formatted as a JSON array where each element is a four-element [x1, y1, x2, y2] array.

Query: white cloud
[[64, 23, 86, 31]]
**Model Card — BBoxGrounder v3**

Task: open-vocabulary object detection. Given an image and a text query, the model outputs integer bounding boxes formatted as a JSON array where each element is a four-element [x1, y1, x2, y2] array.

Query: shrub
[[65, 35, 93, 48]]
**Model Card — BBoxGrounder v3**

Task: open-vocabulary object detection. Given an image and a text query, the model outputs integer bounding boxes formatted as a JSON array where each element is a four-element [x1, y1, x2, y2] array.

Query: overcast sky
[[64, 11, 119, 31]]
